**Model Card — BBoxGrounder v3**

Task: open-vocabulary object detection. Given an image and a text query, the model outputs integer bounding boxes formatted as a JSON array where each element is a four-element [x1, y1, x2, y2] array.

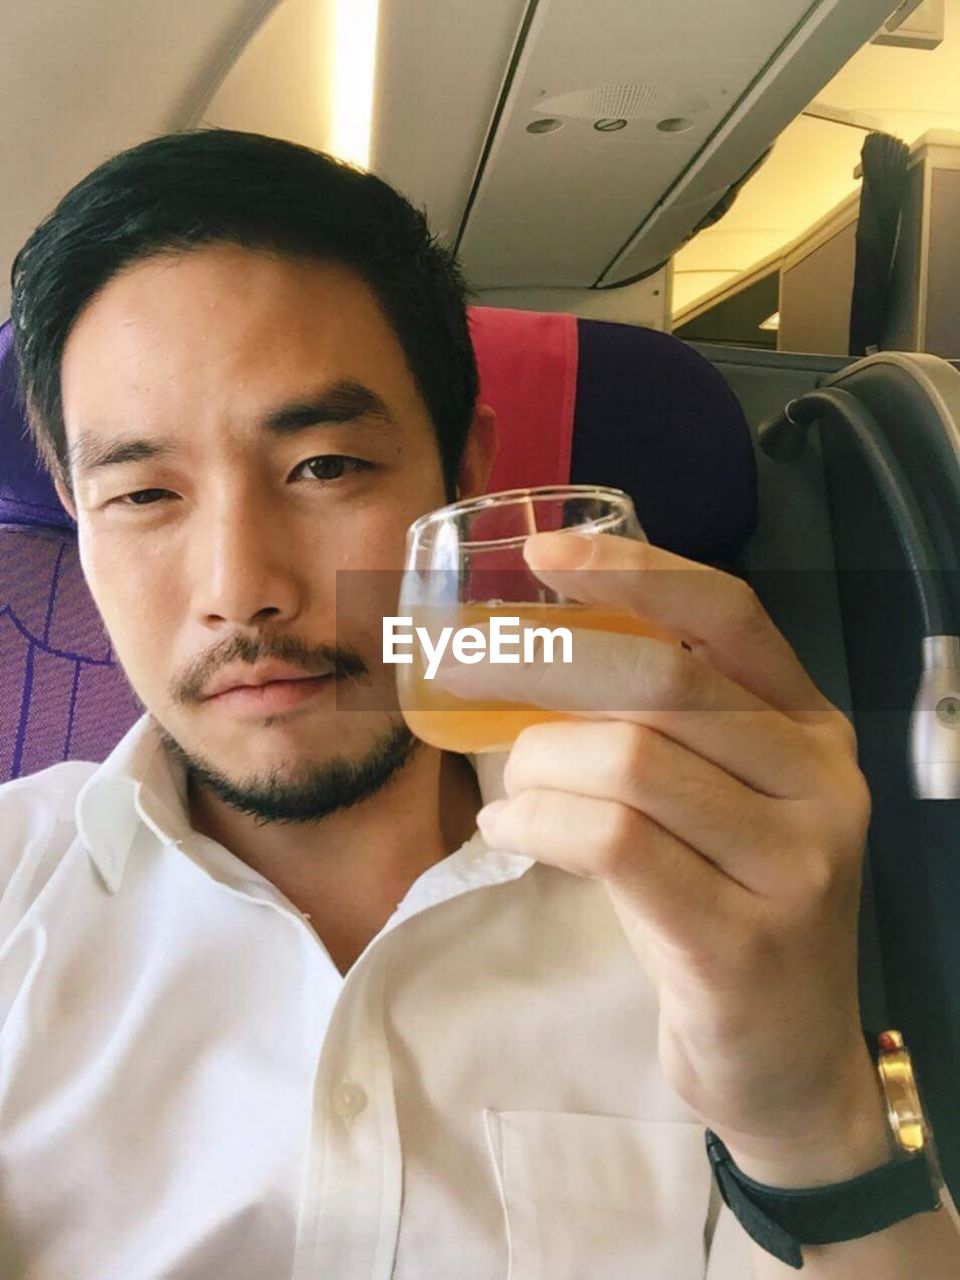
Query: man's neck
[[187, 745, 482, 975]]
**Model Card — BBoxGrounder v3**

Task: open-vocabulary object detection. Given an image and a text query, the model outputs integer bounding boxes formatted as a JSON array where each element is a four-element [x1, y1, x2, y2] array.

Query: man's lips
[[203, 673, 336, 715], [198, 659, 343, 717], [202, 661, 334, 700]]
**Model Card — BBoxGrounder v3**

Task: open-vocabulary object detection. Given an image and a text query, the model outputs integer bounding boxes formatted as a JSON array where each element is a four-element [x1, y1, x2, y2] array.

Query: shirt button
[[333, 1081, 368, 1121]]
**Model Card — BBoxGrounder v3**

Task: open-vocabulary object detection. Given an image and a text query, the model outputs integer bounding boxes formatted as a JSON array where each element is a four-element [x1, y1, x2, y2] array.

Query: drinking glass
[[397, 484, 670, 753]]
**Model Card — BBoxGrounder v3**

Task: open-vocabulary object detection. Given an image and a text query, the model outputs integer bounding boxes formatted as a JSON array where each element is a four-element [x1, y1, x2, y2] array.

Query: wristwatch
[[704, 1029, 945, 1270]]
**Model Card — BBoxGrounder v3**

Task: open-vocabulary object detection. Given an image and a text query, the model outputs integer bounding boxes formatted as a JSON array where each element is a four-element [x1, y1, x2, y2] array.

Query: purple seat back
[[0, 313, 756, 781], [0, 323, 142, 780]]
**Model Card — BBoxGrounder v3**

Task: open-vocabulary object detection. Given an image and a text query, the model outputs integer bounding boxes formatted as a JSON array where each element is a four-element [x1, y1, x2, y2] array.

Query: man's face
[[58, 244, 490, 819]]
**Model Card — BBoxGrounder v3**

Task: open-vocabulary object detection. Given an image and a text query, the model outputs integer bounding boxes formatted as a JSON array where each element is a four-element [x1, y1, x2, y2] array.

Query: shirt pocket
[[483, 1109, 713, 1280]]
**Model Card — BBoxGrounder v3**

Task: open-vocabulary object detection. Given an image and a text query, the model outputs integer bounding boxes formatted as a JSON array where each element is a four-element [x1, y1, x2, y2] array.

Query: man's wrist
[[713, 1054, 896, 1189]]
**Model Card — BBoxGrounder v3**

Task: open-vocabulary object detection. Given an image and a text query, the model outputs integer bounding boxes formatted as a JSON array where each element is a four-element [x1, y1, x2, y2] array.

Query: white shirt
[[0, 714, 753, 1279]]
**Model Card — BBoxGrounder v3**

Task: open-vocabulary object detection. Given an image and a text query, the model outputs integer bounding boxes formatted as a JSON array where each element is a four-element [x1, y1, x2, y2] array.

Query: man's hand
[[435, 529, 884, 1182]]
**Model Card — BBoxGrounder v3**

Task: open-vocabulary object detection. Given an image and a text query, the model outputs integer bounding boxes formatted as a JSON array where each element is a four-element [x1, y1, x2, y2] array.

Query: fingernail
[[523, 531, 597, 570]]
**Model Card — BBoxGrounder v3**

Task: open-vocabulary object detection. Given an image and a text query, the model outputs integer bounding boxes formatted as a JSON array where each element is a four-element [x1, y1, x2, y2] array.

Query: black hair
[[10, 129, 478, 495]]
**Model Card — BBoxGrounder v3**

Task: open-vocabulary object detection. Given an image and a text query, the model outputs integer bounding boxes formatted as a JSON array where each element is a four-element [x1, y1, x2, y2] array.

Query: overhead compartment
[[373, 0, 903, 291]]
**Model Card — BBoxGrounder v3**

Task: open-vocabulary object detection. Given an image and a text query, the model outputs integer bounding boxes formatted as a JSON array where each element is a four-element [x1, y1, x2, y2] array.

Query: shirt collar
[[76, 717, 533, 896], [76, 715, 194, 892]]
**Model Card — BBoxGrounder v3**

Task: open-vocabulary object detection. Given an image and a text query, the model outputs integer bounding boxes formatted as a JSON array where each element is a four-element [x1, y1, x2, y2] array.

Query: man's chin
[[153, 715, 419, 825]]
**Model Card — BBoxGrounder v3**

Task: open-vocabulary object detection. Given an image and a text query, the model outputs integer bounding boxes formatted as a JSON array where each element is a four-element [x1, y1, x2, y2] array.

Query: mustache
[[173, 632, 369, 706]]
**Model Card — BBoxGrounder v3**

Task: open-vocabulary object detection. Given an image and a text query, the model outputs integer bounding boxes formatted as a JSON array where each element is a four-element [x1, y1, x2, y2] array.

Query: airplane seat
[[0, 307, 759, 783], [810, 351, 960, 1202], [716, 341, 960, 1202], [0, 321, 143, 781], [470, 306, 758, 566]]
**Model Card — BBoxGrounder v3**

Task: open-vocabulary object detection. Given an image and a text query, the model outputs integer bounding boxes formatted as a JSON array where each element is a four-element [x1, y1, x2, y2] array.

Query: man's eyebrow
[[263, 379, 397, 434], [69, 379, 397, 475], [69, 435, 174, 475]]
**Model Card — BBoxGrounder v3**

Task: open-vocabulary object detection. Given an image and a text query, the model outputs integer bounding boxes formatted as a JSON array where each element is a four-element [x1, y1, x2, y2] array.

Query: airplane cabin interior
[[1, 0, 959, 1267]]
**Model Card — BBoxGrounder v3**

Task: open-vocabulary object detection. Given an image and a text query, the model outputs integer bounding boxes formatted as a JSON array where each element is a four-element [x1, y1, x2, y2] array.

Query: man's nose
[[192, 495, 308, 629]]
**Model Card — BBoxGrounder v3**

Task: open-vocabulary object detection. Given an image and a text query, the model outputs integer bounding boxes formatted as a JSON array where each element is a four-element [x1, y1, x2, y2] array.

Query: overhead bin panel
[[451, 0, 900, 290], [370, 0, 531, 244], [601, 0, 905, 286]]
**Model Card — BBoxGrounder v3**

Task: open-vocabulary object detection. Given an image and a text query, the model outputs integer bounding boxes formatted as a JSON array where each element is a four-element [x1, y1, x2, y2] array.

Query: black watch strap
[[705, 1128, 941, 1270]]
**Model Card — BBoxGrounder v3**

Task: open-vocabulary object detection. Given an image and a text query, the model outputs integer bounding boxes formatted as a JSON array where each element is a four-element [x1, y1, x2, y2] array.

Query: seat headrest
[[0, 321, 75, 532], [469, 306, 757, 563]]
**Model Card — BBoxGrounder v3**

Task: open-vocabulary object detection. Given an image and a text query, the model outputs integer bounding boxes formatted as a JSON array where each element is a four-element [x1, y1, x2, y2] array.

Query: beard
[[155, 628, 420, 825], [155, 715, 419, 826]]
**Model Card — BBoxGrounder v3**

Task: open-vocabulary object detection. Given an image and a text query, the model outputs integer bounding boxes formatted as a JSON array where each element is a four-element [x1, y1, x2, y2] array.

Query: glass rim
[[406, 484, 635, 550]]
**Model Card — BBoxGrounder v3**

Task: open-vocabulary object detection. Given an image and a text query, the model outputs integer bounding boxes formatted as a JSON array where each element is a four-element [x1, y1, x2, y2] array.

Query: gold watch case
[[877, 1029, 927, 1155]]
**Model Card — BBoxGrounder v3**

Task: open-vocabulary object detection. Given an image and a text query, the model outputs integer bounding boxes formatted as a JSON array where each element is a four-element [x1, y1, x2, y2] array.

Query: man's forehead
[[60, 246, 418, 431], [67, 246, 384, 344]]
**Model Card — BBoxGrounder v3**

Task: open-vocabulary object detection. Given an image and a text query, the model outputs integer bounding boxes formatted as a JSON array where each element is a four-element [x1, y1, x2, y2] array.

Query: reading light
[[657, 116, 694, 134], [527, 118, 564, 134]]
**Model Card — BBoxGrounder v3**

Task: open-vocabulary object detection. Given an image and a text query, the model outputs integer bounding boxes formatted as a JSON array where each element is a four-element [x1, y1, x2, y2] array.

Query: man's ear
[[54, 478, 78, 522], [455, 403, 497, 499]]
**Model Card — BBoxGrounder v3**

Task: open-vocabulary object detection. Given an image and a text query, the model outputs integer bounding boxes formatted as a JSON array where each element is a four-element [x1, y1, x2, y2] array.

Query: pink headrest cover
[[468, 306, 578, 492]]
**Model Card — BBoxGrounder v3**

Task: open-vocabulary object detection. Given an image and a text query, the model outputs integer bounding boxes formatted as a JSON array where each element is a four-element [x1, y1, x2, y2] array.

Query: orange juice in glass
[[397, 485, 670, 754]]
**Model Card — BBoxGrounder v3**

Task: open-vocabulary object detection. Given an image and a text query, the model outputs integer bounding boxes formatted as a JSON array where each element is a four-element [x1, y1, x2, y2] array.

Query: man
[[1, 129, 957, 1279]]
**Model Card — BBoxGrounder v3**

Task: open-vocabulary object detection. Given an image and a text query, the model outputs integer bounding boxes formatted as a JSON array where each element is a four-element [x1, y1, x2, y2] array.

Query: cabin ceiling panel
[[595, 0, 903, 286], [201, 0, 334, 153], [455, 0, 818, 289], [1, 0, 922, 318], [0, 0, 281, 314], [443, 0, 900, 290], [369, 0, 531, 245]]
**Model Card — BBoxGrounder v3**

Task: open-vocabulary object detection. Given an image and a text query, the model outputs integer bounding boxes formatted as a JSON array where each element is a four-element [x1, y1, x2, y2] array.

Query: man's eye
[[296, 455, 369, 483], [115, 489, 173, 507]]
